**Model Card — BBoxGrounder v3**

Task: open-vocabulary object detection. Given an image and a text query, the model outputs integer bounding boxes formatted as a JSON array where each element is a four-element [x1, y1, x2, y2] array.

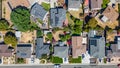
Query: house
[[8, 0, 30, 9], [36, 37, 50, 58], [107, 37, 120, 63], [54, 46, 69, 58], [0, 44, 13, 57], [89, 36, 105, 59], [101, 6, 119, 23], [16, 44, 31, 58], [72, 36, 87, 58], [31, 3, 47, 21], [90, 0, 102, 10], [68, 0, 83, 11], [50, 8, 66, 28]]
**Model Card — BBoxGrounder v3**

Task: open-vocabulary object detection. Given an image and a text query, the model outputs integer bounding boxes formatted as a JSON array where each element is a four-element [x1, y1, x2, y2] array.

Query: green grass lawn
[[69, 56, 82, 63], [52, 56, 63, 64], [41, 2, 50, 11], [102, 0, 110, 8]]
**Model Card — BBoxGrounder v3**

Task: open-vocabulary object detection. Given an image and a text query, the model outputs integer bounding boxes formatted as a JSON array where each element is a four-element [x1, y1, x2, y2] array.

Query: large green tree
[[0, 19, 9, 30], [10, 6, 31, 32], [4, 31, 17, 47]]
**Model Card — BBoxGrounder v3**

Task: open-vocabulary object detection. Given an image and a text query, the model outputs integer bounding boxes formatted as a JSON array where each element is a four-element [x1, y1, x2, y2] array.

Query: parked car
[[54, 64, 61, 68]]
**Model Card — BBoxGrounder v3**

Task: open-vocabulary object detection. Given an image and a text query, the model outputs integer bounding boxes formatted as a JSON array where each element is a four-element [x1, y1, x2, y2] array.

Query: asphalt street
[[0, 64, 118, 68]]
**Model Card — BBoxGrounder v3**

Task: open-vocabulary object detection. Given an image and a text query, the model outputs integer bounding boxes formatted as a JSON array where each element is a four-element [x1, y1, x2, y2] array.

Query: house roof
[[16, 44, 31, 58], [8, 0, 30, 9], [0, 44, 13, 57], [107, 37, 120, 57], [89, 36, 105, 58], [102, 6, 119, 22], [31, 3, 47, 21], [54, 46, 69, 58], [72, 36, 86, 58], [50, 8, 66, 28], [36, 38, 50, 58], [88, 30, 96, 37], [68, 0, 83, 9], [90, 0, 102, 10]]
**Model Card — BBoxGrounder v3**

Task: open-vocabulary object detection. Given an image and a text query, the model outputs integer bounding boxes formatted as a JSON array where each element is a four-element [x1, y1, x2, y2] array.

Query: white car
[[54, 64, 61, 68]]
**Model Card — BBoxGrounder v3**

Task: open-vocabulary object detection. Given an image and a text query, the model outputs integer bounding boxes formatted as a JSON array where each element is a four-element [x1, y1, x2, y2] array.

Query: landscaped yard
[[69, 56, 82, 63], [52, 56, 63, 64], [41, 2, 50, 11]]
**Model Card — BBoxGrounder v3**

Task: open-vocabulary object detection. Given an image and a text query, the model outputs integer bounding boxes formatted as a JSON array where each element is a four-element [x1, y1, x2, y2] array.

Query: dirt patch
[[20, 31, 36, 43], [52, 30, 64, 41], [69, 8, 83, 19]]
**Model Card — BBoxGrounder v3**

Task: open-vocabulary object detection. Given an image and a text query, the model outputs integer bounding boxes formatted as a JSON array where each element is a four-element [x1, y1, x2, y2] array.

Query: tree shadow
[[5, 31, 15, 37]]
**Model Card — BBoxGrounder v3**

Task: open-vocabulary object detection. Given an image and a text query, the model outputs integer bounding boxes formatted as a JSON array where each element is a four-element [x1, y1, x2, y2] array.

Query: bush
[[46, 32, 53, 41], [102, 0, 110, 8], [4, 31, 17, 47], [52, 56, 63, 63], [17, 58, 25, 64], [37, 30, 43, 37], [0, 19, 9, 31], [41, 2, 50, 11]]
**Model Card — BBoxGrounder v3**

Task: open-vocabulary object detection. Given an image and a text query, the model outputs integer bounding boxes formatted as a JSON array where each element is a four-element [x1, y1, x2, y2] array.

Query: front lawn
[[69, 56, 82, 63], [41, 2, 50, 11], [52, 56, 63, 64]]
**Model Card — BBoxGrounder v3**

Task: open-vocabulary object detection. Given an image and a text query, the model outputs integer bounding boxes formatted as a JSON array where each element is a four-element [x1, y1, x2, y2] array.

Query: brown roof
[[8, 0, 30, 9], [90, 0, 102, 10], [72, 36, 86, 58], [102, 6, 119, 22], [0, 45, 13, 57]]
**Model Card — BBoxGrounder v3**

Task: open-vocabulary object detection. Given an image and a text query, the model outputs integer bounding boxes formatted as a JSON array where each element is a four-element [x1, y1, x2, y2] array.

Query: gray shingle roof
[[68, 0, 83, 9], [30, 3, 47, 20], [54, 46, 69, 58], [36, 38, 50, 58], [89, 36, 105, 58], [16, 44, 31, 58], [50, 8, 66, 28], [107, 37, 120, 57]]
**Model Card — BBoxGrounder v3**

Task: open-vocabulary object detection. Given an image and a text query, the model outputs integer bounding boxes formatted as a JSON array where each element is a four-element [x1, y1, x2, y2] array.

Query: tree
[[0, 19, 9, 30], [88, 18, 98, 29], [60, 34, 71, 41], [46, 32, 53, 41], [4, 31, 17, 47], [10, 6, 31, 32]]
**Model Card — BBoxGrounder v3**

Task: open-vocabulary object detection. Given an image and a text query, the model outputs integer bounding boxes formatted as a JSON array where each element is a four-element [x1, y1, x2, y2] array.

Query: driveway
[[82, 51, 90, 64]]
